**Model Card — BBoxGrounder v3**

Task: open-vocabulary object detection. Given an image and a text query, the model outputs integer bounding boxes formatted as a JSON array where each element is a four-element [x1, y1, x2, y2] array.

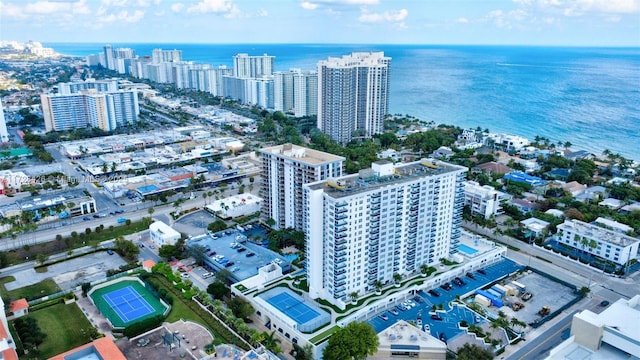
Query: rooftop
[[260, 143, 345, 165], [308, 159, 466, 199], [558, 219, 639, 247]]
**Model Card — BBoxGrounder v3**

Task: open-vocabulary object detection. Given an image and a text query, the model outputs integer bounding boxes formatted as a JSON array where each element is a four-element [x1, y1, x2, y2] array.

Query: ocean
[[46, 43, 640, 160]]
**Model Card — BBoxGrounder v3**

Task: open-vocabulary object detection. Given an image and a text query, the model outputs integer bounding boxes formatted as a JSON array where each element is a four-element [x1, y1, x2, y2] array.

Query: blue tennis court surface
[[103, 286, 154, 323], [266, 292, 319, 324]]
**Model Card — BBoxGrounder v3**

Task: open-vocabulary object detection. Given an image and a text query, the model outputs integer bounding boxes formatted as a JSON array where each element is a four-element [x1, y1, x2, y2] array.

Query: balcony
[[334, 274, 346, 281], [335, 244, 347, 251], [335, 238, 347, 246], [335, 214, 347, 221], [335, 257, 347, 264], [335, 268, 346, 275], [336, 263, 347, 270]]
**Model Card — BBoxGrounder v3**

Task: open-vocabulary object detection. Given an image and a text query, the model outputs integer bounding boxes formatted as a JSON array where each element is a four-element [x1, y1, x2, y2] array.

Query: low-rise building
[[463, 181, 511, 219], [0, 296, 18, 360], [520, 218, 550, 238], [371, 320, 447, 360], [556, 219, 640, 267], [546, 295, 640, 359], [149, 221, 181, 246]]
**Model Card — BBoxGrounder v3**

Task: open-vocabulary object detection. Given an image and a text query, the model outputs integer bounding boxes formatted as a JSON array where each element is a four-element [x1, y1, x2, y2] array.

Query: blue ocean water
[[47, 43, 640, 160]]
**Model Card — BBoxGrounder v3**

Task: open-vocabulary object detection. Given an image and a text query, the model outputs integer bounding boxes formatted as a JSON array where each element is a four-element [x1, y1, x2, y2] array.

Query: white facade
[[0, 99, 8, 143], [463, 181, 511, 219], [304, 159, 467, 308], [260, 144, 344, 231], [556, 219, 639, 266], [547, 295, 640, 359], [41, 90, 139, 132], [485, 133, 530, 151], [58, 79, 118, 95], [149, 221, 181, 246], [274, 69, 318, 117], [317, 52, 390, 144], [233, 53, 275, 78]]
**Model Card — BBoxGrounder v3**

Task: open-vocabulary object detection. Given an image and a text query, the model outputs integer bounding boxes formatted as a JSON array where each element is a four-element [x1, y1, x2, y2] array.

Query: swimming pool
[[457, 244, 478, 255]]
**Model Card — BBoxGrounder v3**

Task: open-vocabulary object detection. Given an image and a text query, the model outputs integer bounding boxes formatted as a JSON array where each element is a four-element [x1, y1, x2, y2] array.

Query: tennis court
[[260, 288, 331, 332], [103, 286, 155, 323], [89, 279, 169, 329], [266, 292, 319, 324]]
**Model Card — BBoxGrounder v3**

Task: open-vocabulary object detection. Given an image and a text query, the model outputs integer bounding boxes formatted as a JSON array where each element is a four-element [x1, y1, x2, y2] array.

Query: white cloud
[[300, 1, 318, 10], [170, 2, 184, 12], [186, 0, 235, 14], [99, 9, 145, 23], [0, 2, 25, 18], [456, 17, 469, 23], [516, 0, 640, 15], [359, 8, 408, 23]]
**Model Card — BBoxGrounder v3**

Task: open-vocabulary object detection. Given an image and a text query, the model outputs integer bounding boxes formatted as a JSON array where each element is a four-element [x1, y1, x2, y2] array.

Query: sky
[[0, 0, 639, 46]]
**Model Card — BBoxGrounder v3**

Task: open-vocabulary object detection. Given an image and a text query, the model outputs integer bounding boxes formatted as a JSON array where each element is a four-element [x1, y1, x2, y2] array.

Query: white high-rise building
[[260, 144, 345, 231], [58, 79, 118, 95], [152, 48, 182, 64], [0, 99, 8, 143], [103, 44, 115, 70], [41, 90, 139, 132], [274, 69, 318, 117], [317, 52, 390, 144], [304, 159, 466, 308], [233, 53, 275, 78]]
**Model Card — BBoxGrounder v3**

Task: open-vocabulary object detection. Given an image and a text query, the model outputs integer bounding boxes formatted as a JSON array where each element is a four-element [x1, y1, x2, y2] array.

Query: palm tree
[[420, 264, 430, 277], [349, 291, 359, 304], [263, 331, 282, 354], [393, 273, 403, 286], [374, 280, 383, 294]]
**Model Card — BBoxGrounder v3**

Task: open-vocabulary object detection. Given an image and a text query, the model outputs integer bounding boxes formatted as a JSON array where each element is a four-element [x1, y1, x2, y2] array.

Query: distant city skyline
[[1, 0, 639, 46]]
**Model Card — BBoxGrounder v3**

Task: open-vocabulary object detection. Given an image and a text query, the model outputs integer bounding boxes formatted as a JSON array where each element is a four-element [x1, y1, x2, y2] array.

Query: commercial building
[[371, 320, 446, 359], [556, 219, 640, 267], [546, 295, 640, 359], [317, 52, 390, 144], [41, 90, 139, 132], [152, 48, 182, 64], [304, 159, 466, 308], [463, 181, 511, 219], [260, 144, 344, 231], [150, 221, 181, 247]]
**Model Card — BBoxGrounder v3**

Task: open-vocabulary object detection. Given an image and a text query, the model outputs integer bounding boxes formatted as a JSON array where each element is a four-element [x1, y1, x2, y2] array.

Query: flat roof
[[558, 219, 639, 247], [260, 144, 345, 166], [308, 159, 466, 199]]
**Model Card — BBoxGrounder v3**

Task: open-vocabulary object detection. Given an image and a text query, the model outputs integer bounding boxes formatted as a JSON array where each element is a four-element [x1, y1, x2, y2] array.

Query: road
[[507, 310, 576, 360], [464, 222, 640, 300]]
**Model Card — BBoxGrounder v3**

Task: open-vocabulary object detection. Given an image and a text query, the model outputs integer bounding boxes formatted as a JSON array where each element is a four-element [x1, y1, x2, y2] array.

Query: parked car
[[414, 296, 424, 303], [378, 314, 388, 321], [106, 249, 114, 255], [428, 289, 440, 297], [478, 269, 487, 275], [430, 314, 443, 321], [389, 309, 399, 316], [246, 252, 255, 257], [466, 272, 476, 280]]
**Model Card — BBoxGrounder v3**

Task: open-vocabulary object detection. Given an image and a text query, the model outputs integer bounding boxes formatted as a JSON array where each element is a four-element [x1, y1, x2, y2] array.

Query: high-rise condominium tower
[[304, 159, 466, 308], [260, 144, 344, 231], [232, 53, 275, 78], [0, 99, 8, 143], [317, 52, 390, 144]]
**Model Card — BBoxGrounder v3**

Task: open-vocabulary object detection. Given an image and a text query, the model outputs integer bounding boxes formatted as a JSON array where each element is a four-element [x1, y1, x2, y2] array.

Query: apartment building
[[317, 52, 390, 144], [260, 144, 344, 231], [303, 159, 466, 308], [556, 219, 639, 267], [463, 181, 512, 219], [41, 90, 139, 132]]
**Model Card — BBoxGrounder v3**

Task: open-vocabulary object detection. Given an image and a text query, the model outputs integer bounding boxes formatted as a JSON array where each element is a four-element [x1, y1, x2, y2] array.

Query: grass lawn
[[0, 278, 60, 302], [18, 302, 95, 359]]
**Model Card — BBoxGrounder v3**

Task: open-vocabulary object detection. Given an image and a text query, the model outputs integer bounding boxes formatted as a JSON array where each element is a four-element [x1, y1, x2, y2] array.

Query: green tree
[[207, 219, 228, 233], [207, 281, 230, 300], [456, 343, 494, 360], [323, 322, 379, 360], [228, 296, 254, 320], [114, 236, 140, 259], [263, 330, 282, 354]]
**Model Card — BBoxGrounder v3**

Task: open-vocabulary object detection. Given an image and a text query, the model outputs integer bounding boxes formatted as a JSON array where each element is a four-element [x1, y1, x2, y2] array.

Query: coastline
[[43, 43, 640, 162]]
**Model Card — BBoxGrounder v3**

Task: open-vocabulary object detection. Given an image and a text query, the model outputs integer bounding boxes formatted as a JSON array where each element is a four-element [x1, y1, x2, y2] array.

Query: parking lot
[[187, 229, 290, 282], [368, 259, 522, 344]]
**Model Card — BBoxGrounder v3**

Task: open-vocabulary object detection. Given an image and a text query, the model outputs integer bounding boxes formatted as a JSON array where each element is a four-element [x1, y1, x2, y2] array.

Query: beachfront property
[[303, 159, 467, 308], [484, 133, 530, 151], [556, 219, 640, 267], [463, 180, 512, 219], [259, 144, 344, 231], [546, 294, 640, 359], [317, 52, 391, 144]]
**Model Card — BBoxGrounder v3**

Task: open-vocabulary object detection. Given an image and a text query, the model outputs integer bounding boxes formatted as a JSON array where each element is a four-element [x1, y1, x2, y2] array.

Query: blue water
[[457, 244, 478, 255], [46, 43, 640, 160]]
